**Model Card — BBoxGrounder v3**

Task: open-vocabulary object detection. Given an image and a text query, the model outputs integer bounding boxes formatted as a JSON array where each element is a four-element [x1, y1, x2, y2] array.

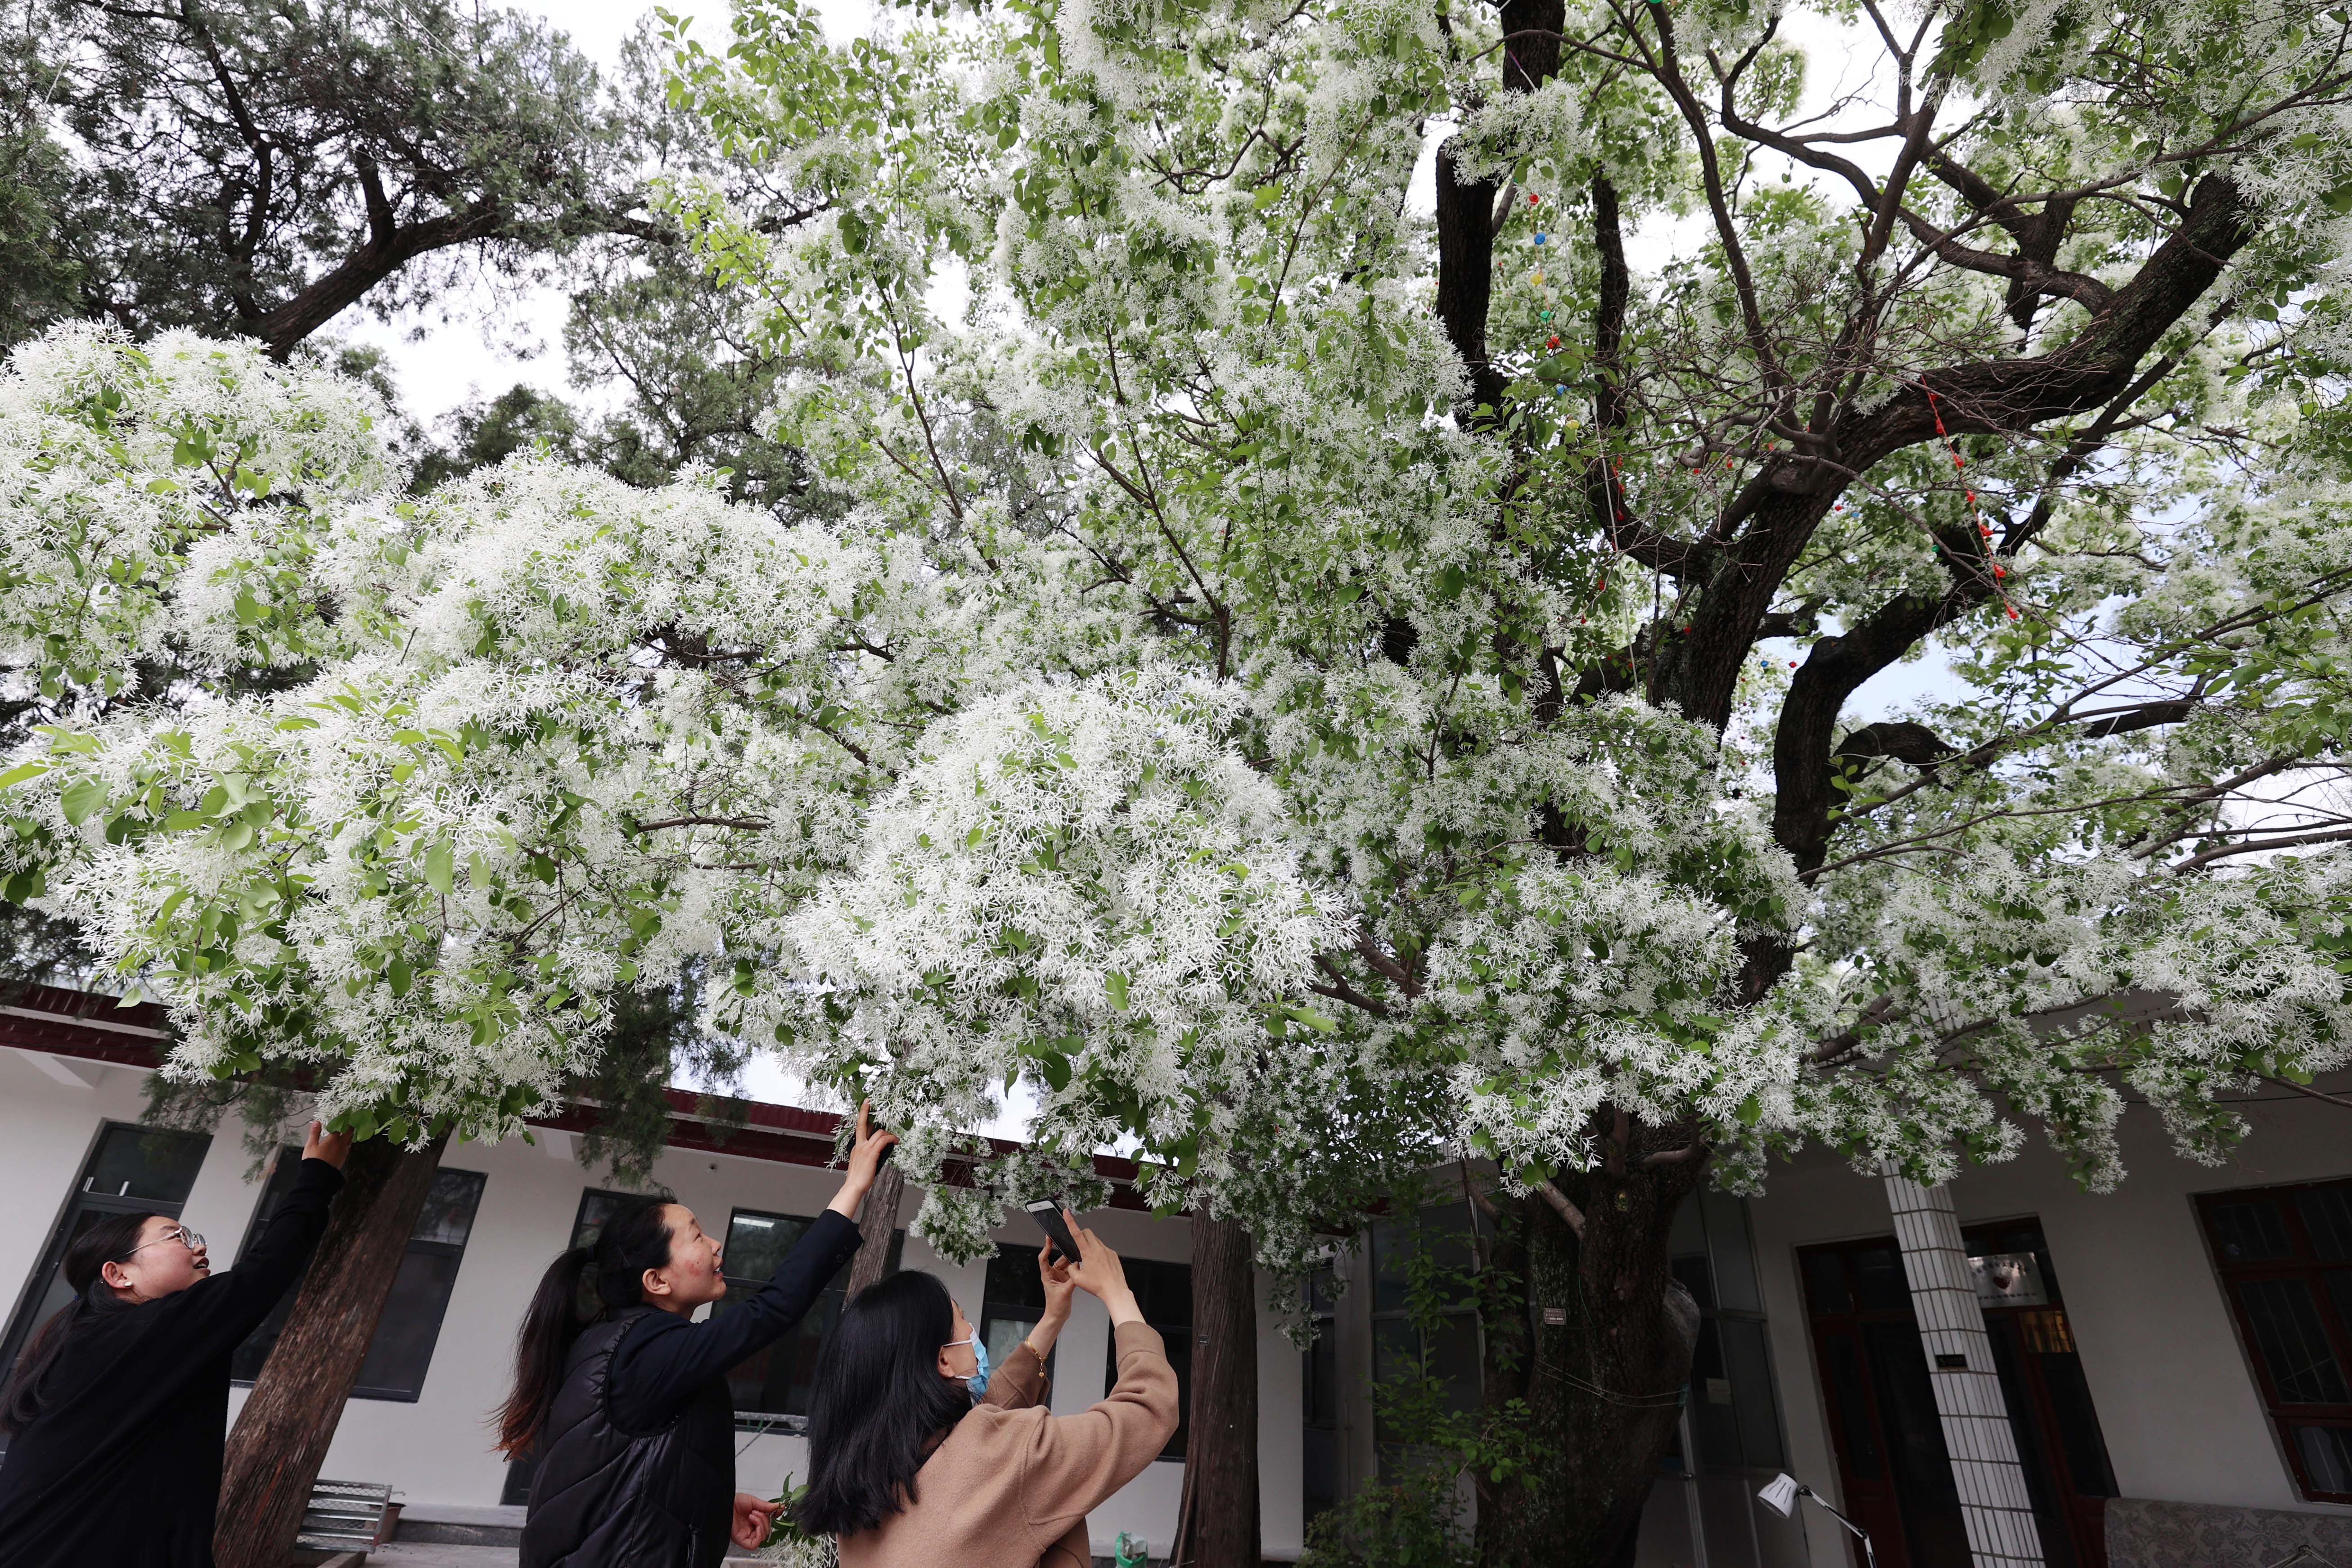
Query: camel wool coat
[[836, 1320, 1179, 1568]]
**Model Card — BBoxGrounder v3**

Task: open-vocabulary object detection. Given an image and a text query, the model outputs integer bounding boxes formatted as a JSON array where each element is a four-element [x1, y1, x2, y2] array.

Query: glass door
[[1797, 1222, 2115, 1568]]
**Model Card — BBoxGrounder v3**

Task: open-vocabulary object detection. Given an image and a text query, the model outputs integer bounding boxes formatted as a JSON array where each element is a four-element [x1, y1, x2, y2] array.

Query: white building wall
[[0, 1053, 1311, 1559], [1747, 1090, 2352, 1568]]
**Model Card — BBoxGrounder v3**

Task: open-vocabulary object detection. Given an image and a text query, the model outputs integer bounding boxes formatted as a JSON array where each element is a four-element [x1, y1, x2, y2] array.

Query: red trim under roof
[[0, 982, 1152, 1209]]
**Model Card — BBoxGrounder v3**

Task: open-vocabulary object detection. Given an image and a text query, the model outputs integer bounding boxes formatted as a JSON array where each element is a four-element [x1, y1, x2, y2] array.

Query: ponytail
[[1, 1211, 157, 1434], [496, 1200, 679, 1457]]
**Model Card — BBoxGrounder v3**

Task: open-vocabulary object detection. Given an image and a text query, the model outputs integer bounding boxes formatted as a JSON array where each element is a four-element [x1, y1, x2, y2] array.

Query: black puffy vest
[[519, 1307, 736, 1568]]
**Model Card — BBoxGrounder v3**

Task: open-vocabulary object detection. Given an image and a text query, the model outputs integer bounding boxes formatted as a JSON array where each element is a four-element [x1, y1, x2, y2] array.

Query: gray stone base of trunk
[[2106, 1497, 2352, 1568]]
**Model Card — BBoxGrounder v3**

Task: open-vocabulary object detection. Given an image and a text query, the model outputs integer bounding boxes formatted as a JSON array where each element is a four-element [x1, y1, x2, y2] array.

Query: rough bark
[[214, 1132, 448, 1568], [1174, 1216, 1261, 1568], [1477, 1161, 1704, 1568], [843, 1159, 905, 1299]]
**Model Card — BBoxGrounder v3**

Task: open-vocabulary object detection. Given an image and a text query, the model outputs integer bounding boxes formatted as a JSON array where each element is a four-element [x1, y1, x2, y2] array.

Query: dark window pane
[[1852, 1248, 1912, 1313], [1818, 1332, 1880, 1479], [1306, 1327, 1338, 1428], [2237, 1279, 2351, 1404], [980, 1245, 1052, 1382], [2209, 1200, 2293, 1262], [84, 1124, 209, 1203], [1672, 1252, 1716, 1312], [712, 1222, 890, 1426], [2035, 1339, 2118, 1497], [233, 1157, 484, 1397], [1802, 1250, 1852, 1316], [1110, 1258, 1190, 1457], [984, 1245, 1049, 1311], [412, 1171, 485, 1247], [1428, 1313, 1480, 1416], [721, 1287, 843, 1422], [1699, 1190, 1763, 1314], [570, 1189, 642, 1251], [722, 1210, 811, 1281], [2290, 1425, 2352, 1496], [1720, 1317, 1786, 1470], [1861, 1320, 1971, 1568], [352, 1248, 464, 1398], [2298, 1187, 2352, 1263]]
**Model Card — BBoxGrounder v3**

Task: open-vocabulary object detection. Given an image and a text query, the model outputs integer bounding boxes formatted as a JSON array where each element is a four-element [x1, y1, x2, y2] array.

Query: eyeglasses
[[125, 1225, 205, 1257]]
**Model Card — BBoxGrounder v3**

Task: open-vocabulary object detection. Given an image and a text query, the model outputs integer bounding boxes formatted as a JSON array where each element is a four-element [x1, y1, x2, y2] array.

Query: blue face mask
[[946, 1332, 991, 1399]]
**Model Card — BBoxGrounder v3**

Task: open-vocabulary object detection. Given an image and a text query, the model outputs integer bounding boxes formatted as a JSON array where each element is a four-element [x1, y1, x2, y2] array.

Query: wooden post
[[1173, 1215, 1259, 1568], [212, 1133, 447, 1568]]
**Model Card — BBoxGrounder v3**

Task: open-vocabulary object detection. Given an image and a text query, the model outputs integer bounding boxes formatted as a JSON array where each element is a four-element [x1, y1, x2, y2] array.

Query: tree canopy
[[2, 0, 2350, 1256], [5, 0, 2352, 1549]]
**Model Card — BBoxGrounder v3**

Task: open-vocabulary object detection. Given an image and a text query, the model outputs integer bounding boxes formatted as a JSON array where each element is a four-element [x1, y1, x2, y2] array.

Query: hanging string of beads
[[1921, 381, 2021, 622]]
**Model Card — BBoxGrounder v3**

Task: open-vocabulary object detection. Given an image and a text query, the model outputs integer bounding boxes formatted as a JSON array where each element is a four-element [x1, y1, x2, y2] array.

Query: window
[[711, 1207, 899, 1433], [980, 1243, 1057, 1381], [1670, 1188, 1786, 1473], [1113, 1257, 1192, 1459], [569, 1187, 643, 1251], [1302, 1266, 1341, 1522], [1366, 1202, 1481, 1474], [2198, 1177, 2352, 1502], [231, 1153, 487, 1401], [0, 1122, 212, 1432]]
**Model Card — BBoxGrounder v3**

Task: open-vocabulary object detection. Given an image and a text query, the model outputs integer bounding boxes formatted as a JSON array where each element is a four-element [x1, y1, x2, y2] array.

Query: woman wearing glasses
[[0, 1118, 351, 1568]]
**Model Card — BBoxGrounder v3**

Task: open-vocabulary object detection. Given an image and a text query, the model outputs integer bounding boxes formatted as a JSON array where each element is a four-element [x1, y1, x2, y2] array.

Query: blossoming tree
[[4, 0, 2352, 1551]]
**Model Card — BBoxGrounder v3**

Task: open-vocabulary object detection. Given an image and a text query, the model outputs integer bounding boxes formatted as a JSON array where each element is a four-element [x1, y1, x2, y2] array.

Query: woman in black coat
[[0, 1119, 351, 1568], [502, 1103, 897, 1568]]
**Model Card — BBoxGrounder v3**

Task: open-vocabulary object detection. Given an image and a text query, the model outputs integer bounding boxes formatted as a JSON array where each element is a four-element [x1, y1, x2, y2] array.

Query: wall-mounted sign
[[1968, 1251, 2050, 1307]]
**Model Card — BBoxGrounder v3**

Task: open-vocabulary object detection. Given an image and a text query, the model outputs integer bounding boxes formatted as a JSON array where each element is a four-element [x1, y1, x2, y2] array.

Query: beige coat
[[835, 1320, 1179, 1568]]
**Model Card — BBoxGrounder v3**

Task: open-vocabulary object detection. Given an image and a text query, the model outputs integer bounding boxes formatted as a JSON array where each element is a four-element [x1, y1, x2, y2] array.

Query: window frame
[[978, 1242, 1058, 1383], [229, 1150, 487, 1402], [709, 1205, 898, 1433], [2195, 1177, 2352, 1504]]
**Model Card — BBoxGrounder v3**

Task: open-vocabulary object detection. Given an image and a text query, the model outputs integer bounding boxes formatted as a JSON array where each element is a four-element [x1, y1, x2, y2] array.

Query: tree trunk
[[1173, 1216, 1259, 1568], [1476, 1167, 1703, 1568], [214, 1132, 448, 1568], [843, 1160, 905, 1299]]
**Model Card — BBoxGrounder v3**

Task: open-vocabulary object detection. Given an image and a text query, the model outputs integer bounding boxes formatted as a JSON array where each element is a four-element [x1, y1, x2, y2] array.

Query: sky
[[366, 0, 1952, 1117]]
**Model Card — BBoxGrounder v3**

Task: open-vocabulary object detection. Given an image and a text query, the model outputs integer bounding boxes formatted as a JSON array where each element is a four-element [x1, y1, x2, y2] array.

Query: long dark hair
[[496, 1200, 680, 1457], [798, 1271, 976, 1538], [1, 1211, 156, 1434]]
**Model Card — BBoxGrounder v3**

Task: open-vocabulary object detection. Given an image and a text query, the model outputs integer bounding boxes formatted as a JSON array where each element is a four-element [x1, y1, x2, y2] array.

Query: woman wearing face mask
[[0, 1118, 352, 1568], [799, 1216, 1176, 1568], [503, 1104, 898, 1568]]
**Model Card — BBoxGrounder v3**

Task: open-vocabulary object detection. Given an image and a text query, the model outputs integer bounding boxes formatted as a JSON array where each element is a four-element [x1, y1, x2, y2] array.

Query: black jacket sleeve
[[153, 1156, 344, 1357], [607, 1208, 865, 1433]]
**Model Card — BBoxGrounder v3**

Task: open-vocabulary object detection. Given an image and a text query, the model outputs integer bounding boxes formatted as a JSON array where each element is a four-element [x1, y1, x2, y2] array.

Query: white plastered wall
[[1747, 1088, 2352, 1568]]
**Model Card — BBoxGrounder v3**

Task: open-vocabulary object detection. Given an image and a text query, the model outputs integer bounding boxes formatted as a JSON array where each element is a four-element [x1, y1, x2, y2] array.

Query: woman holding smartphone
[[503, 1104, 897, 1568], [0, 1119, 352, 1568], [798, 1215, 1177, 1568]]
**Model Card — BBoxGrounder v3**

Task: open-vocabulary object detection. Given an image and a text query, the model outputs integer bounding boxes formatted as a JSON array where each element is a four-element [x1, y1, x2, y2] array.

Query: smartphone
[[1025, 1199, 1081, 1262]]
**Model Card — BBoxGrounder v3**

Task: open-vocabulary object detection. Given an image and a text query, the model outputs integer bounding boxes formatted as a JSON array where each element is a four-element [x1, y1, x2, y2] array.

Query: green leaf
[[60, 778, 109, 826], [424, 840, 456, 896], [0, 761, 48, 791], [1106, 971, 1129, 1011]]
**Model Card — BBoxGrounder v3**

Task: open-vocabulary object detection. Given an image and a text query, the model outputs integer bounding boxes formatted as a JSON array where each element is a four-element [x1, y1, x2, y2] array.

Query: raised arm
[[609, 1106, 896, 1429], [162, 1120, 350, 1353], [1013, 1221, 1179, 1530]]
